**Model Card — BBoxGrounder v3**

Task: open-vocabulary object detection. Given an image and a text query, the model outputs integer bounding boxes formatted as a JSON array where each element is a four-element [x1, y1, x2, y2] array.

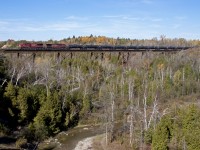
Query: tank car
[[101, 45, 114, 50], [69, 44, 83, 50]]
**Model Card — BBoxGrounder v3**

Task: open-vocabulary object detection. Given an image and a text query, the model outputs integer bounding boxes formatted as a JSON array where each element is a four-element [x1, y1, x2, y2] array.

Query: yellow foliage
[[173, 70, 182, 85], [157, 63, 164, 70]]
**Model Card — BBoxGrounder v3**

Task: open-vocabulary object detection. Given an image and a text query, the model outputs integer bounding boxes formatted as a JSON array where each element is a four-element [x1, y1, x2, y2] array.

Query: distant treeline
[[1, 35, 200, 48]]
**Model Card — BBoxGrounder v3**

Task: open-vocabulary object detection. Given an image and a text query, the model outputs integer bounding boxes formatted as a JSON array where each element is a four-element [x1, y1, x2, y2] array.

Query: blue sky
[[0, 0, 200, 40]]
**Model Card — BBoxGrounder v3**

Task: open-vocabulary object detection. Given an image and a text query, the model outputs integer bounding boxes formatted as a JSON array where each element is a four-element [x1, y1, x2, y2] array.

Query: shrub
[[0, 123, 9, 135], [15, 137, 27, 148]]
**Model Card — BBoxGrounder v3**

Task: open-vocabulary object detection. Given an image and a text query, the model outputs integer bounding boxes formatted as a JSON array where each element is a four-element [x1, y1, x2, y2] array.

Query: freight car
[[46, 44, 66, 49]]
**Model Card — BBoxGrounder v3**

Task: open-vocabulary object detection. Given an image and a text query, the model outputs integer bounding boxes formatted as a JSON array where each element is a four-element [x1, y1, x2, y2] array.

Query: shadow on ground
[[0, 136, 16, 144]]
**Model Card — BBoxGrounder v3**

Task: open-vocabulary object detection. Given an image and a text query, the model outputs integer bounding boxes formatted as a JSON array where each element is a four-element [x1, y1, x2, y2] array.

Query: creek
[[40, 125, 104, 150]]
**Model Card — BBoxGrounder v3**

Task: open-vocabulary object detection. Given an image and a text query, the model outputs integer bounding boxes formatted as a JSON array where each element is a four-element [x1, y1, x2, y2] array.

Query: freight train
[[18, 43, 191, 51]]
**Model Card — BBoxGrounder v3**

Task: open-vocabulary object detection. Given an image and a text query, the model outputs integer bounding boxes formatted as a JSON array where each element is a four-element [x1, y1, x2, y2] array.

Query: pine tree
[[152, 115, 172, 150], [34, 91, 62, 135]]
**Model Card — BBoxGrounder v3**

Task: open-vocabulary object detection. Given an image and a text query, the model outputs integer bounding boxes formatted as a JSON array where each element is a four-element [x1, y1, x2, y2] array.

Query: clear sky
[[0, 0, 200, 41]]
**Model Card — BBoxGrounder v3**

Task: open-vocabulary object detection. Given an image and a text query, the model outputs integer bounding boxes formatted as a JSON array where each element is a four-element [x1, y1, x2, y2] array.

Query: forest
[[1, 35, 200, 48], [0, 37, 200, 149]]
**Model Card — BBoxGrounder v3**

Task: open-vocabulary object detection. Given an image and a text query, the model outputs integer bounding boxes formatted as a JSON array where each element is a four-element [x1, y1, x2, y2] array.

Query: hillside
[[0, 39, 200, 149]]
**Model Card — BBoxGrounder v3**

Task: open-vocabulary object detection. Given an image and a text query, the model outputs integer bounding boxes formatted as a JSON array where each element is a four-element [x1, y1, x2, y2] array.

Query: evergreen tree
[[17, 87, 39, 123], [4, 82, 19, 125], [180, 105, 200, 150], [152, 115, 172, 150], [34, 91, 62, 135]]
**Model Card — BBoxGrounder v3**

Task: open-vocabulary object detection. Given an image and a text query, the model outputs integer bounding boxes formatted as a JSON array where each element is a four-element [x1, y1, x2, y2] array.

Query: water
[[55, 125, 103, 150]]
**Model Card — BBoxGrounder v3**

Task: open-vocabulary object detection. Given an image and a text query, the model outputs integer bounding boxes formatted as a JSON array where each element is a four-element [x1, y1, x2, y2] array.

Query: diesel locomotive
[[19, 43, 66, 49]]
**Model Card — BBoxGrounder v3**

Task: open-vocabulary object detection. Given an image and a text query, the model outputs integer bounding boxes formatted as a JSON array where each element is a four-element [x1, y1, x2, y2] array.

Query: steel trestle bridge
[[1, 45, 192, 53]]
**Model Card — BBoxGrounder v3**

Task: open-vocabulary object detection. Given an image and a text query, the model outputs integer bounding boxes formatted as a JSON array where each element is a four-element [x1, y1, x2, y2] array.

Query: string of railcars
[[18, 43, 191, 51]]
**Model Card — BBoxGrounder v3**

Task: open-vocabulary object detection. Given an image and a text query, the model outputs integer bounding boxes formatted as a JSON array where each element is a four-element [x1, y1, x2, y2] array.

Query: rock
[[74, 136, 95, 150]]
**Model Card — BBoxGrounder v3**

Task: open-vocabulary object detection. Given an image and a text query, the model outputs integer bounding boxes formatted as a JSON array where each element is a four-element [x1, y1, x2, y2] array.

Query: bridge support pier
[[95, 53, 98, 60], [118, 52, 121, 60], [127, 52, 130, 61], [57, 52, 60, 63], [33, 53, 36, 63], [90, 52, 93, 59], [101, 53, 104, 60], [70, 52, 73, 59], [142, 52, 144, 56]]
